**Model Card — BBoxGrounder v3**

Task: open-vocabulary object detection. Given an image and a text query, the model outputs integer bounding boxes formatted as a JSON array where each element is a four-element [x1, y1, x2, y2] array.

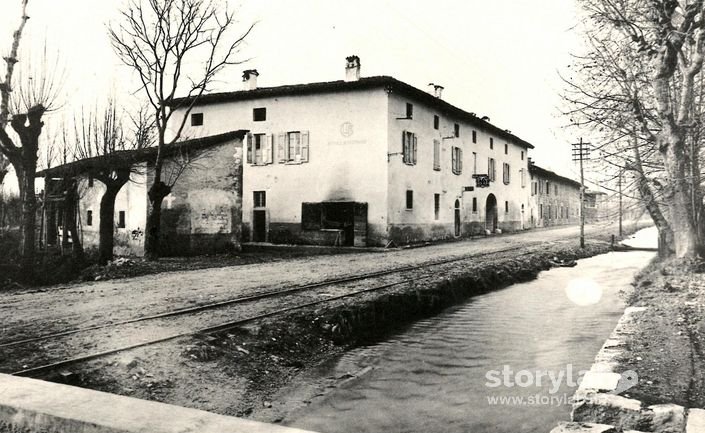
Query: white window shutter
[[300, 131, 310, 162], [246, 133, 253, 164], [264, 134, 273, 164], [277, 133, 287, 162], [402, 131, 408, 164], [459, 148, 463, 173], [412, 134, 418, 165], [451, 147, 457, 174]]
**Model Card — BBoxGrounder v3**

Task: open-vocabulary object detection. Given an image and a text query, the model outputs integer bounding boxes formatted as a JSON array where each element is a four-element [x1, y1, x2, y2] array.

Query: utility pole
[[618, 169, 623, 238], [572, 138, 591, 248]]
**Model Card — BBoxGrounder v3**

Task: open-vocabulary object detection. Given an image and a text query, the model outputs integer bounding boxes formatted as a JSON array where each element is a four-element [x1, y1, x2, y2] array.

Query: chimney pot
[[428, 83, 444, 99], [345, 55, 361, 82], [242, 69, 259, 90]]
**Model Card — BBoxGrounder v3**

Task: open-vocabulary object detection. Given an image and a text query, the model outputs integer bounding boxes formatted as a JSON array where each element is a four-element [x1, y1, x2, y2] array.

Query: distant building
[[38, 131, 246, 256], [527, 162, 581, 228], [166, 56, 535, 246]]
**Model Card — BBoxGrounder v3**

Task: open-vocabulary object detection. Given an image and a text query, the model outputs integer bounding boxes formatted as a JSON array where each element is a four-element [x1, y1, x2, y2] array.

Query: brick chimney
[[428, 83, 444, 99], [242, 69, 259, 90], [345, 55, 361, 82]]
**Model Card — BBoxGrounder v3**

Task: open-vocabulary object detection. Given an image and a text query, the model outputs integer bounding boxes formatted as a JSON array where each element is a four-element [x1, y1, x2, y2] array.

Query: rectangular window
[[253, 191, 266, 208], [86, 210, 93, 226], [548, 205, 552, 219], [402, 131, 418, 165], [539, 204, 543, 218], [454, 123, 460, 138], [472, 130, 477, 143], [546, 181, 550, 195], [504, 143, 508, 155], [490, 137, 494, 149], [434, 193, 440, 220], [253, 107, 267, 121], [488, 158, 496, 182], [472, 197, 477, 212], [433, 115, 439, 130], [503, 163, 510, 185], [505, 201, 509, 213], [406, 103, 414, 119], [472, 152, 477, 174], [452, 146, 463, 175], [118, 211, 126, 228], [254, 133, 265, 164], [433, 139, 441, 171], [406, 190, 413, 210], [521, 150, 524, 160], [190, 112, 203, 126], [555, 184, 558, 195], [277, 131, 309, 163], [520, 168, 526, 188]]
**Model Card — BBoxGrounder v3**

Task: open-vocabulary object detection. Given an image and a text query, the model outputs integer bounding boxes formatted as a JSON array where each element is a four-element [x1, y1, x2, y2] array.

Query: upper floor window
[[546, 181, 550, 195], [472, 152, 477, 174], [451, 146, 463, 175], [406, 103, 414, 119], [505, 201, 509, 213], [521, 150, 524, 160], [504, 143, 508, 155], [490, 137, 494, 150], [433, 115, 439, 130], [454, 123, 460, 137], [433, 139, 441, 171], [472, 197, 478, 212], [520, 168, 526, 188], [191, 112, 203, 126], [472, 130, 477, 143], [503, 162, 511, 184], [488, 157, 496, 182], [277, 131, 310, 163], [402, 131, 418, 165], [253, 107, 267, 121]]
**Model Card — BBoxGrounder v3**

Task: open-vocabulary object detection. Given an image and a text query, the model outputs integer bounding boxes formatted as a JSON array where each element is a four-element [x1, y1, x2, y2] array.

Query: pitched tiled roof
[[529, 164, 581, 189], [37, 130, 248, 177], [166, 76, 535, 149]]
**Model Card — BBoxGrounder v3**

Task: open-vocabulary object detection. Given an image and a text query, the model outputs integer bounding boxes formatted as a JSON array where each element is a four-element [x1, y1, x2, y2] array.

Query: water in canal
[[286, 249, 656, 433]]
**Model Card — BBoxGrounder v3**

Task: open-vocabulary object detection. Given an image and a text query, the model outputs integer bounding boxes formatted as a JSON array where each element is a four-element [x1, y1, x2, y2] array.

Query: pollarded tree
[[109, 0, 254, 260], [0, 0, 62, 274], [570, 0, 705, 258]]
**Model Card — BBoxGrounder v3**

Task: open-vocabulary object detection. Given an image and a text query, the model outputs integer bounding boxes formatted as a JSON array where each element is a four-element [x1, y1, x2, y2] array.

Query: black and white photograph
[[0, 0, 703, 432]]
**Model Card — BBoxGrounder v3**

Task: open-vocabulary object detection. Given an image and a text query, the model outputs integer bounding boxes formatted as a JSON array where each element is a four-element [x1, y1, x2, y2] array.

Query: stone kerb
[[0, 373, 316, 433]]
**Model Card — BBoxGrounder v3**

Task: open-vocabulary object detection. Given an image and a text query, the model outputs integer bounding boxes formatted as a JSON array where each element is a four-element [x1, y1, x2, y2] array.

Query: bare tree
[[71, 100, 154, 265], [109, 0, 253, 260], [0, 0, 62, 275], [565, 0, 705, 258]]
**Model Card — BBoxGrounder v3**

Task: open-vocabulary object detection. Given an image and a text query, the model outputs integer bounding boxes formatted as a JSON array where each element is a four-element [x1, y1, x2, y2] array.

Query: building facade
[[167, 57, 535, 246], [527, 162, 581, 228], [40, 131, 246, 256]]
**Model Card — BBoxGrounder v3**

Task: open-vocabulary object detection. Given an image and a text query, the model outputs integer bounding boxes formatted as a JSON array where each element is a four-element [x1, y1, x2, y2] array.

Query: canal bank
[[552, 255, 705, 432]]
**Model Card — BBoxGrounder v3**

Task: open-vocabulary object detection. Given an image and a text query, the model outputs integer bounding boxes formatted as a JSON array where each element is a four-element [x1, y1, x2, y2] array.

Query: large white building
[[167, 57, 535, 247]]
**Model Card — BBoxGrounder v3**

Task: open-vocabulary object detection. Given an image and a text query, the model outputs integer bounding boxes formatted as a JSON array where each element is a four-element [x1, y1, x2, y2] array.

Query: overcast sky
[[1, 0, 588, 192]]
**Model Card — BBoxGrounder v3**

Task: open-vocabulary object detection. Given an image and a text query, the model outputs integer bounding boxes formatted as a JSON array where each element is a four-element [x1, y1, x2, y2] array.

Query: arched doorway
[[485, 194, 498, 232], [454, 199, 461, 237]]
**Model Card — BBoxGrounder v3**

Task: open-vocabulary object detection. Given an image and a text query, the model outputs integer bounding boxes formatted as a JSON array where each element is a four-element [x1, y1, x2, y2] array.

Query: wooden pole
[[580, 138, 585, 249]]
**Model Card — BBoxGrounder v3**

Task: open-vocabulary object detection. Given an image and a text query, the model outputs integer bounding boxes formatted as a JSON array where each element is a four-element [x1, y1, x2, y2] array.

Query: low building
[[166, 56, 535, 247], [527, 162, 581, 228], [38, 131, 246, 256]]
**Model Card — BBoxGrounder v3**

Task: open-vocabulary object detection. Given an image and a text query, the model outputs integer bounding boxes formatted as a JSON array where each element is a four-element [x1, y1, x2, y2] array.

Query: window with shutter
[[287, 132, 301, 162], [402, 131, 410, 164], [300, 131, 310, 162], [264, 134, 273, 164], [503, 163, 510, 184], [451, 146, 457, 174], [246, 133, 253, 164], [277, 133, 287, 162], [433, 139, 440, 171], [488, 158, 496, 182]]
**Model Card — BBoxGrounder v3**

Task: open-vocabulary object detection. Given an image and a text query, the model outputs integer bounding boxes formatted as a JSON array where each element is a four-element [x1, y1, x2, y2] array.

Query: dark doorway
[[485, 194, 498, 232], [253, 210, 267, 242], [454, 199, 461, 237]]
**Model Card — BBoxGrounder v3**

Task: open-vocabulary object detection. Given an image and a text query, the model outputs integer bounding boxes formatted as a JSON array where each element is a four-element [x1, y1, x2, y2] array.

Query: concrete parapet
[[0, 373, 315, 433]]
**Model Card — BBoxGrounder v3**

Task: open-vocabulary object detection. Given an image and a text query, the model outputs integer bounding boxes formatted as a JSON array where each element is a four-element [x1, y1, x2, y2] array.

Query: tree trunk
[[98, 186, 120, 265], [660, 128, 701, 257], [64, 179, 84, 264], [144, 180, 171, 261]]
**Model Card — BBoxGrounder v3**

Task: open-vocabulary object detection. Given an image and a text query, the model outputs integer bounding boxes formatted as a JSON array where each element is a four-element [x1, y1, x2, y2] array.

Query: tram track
[[5, 242, 550, 378]]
